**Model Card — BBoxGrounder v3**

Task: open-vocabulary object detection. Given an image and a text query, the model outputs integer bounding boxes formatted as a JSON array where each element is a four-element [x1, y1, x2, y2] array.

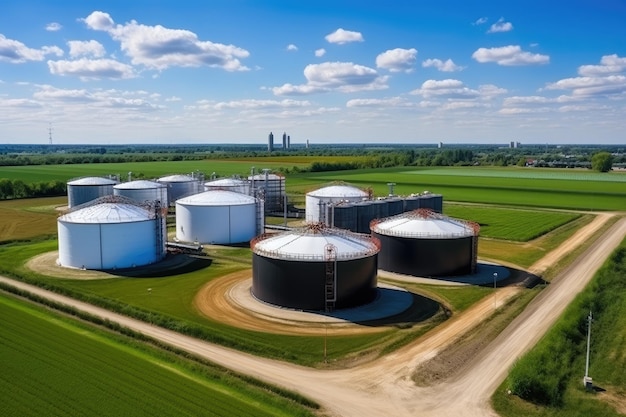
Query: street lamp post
[[583, 310, 593, 389], [493, 272, 498, 310]]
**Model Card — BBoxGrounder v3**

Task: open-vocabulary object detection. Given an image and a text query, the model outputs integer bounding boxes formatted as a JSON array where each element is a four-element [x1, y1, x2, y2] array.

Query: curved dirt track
[[2, 213, 624, 417]]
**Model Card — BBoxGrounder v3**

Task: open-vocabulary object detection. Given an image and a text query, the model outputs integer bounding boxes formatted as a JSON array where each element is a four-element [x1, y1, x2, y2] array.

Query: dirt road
[[2, 215, 624, 417]]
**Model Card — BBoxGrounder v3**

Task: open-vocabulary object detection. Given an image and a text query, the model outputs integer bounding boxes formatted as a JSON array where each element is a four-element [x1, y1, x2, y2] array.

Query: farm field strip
[[400, 167, 626, 182], [0, 293, 312, 417]]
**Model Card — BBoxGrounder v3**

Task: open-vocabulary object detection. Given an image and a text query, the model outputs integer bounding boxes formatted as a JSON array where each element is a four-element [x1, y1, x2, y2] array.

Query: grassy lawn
[[0, 292, 316, 417]]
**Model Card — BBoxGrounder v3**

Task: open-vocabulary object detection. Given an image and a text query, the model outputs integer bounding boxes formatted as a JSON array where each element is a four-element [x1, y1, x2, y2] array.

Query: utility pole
[[493, 272, 498, 310], [583, 310, 593, 389]]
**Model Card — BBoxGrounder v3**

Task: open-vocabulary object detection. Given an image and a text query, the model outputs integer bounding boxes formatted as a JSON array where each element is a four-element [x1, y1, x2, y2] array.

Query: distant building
[[306, 139, 310, 149], [282, 132, 287, 149], [509, 141, 521, 149], [287, 135, 290, 149], [268, 132, 274, 152], [438, 142, 443, 149]]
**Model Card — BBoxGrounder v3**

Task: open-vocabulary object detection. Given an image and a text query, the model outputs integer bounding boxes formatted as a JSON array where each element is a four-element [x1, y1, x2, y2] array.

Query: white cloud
[[45, 22, 63, 32], [325, 28, 364, 45], [473, 17, 488, 25], [48, 58, 136, 80], [0, 35, 63, 63], [487, 17, 513, 33], [315, 48, 326, 57], [578, 54, 626, 76], [346, 97, 412, 108], [376, 48, 417, 73], [68, 40, 106, 58], [545, 75, 626, 96], [33, 85, 163, 111], [422, 58, 464, 72], [472, 45, 549, 66], [411, 79, 506, 104], [213, 98, 312, 110], [286, 44, 298, 52], [82, 10, 250, 71], [272, 62, 388, 95]]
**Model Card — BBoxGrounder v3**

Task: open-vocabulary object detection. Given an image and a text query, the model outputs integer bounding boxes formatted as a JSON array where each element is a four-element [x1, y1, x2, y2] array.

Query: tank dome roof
[[205, 178, 247, 186], [67, 177, 118, 186], [307, 184, 368, 198], [59, 202, 153, 224], [252, 224, 380, 261], [157, 174, 196, 182], [371, 209, 478, 239], [114, 180, 165, 190], [177, 189, 256, 206]]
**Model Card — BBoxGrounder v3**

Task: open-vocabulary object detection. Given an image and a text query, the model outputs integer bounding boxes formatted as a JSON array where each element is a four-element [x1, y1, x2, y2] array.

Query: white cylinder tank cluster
[[305, 184, 369, 223], [176, 190, 263, 244], [114, 180, 168, 206], [57, 201, 165, 270]]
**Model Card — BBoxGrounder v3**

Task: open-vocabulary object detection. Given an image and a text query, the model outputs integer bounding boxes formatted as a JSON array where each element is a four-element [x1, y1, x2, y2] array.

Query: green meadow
[[0, 293, 316, 417]]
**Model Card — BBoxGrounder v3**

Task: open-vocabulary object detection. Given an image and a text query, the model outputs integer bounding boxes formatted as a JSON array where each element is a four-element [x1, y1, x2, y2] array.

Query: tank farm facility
[[53, 172, 486, 335]]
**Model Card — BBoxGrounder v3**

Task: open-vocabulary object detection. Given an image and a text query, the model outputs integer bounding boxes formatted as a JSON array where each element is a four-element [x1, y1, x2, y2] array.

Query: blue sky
[[1, 0, 625, 145]]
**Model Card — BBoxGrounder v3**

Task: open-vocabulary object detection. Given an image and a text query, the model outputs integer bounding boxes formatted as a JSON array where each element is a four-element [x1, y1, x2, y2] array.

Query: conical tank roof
[[177, 189, 256, 206], [59, 202, 153, 224], [67, 176, 118, 186], [371, 209, 478, 239], [252, 224, 380, 261]]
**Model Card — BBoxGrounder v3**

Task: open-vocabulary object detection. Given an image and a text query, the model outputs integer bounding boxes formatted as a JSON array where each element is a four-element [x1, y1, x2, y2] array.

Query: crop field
[[0, 293, 315, 417], [0, 196, 65, 242], [287, 166, 626, 211], [444, 204, 581, 241]]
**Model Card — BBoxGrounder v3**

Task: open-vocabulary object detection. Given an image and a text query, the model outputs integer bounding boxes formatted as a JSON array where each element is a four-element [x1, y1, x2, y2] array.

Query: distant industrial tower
[[48, 123, 53, 145], [268, 132, 274, 152], [287, 135, 290, 149], [282, 132, 287, 149]]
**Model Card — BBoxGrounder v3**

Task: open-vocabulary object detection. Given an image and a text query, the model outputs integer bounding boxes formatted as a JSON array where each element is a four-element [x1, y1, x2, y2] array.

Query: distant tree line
[[0, 179, 66, 200]]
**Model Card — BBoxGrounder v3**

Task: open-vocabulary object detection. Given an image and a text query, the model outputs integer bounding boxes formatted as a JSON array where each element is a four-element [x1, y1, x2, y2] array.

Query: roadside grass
[[444, 204, 581, 241], [478, 214, 595, 269], [492, 238, 626, 416], [0, 292, 317, 417]]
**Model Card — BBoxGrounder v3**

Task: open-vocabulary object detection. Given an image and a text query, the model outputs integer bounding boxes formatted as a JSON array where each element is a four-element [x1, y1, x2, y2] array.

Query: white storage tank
[[248, 172, 285, 212], [176, 190, 262, 244], [114, 180, 168, 205], [305, 184, 369, 223], [57, 200, 165, 270], [157, 174, 202, 204], [67, 177, 118, 208], [204, 177, 250, 195]]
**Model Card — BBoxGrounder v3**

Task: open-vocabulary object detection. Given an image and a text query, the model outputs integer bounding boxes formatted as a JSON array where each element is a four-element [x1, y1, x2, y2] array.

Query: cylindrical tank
[[67, 177, 118, 208], [248, 173, 285, 212], [419, 193, 435, 211], [114, 180, 168, 205], [157, 174, 201, 204], [387, 197, 404, 216], [355, 200, 377, 234], [328, 201, 357, 231], [305, 184, 369, 223], [432, 194, 443, 213], [403, 194, 421, 212], [204, 177, 250, 195], [57, 200, 165, 270], [372, 198, 389, 220], [176, 190, 260, 244], [251, 225, 380, 310], [371, 209, 479, 277]]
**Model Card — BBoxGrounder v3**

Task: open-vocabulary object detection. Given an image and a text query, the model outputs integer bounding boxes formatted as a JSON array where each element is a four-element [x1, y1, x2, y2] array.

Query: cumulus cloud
[[68, 40, 106, 58], [578, 54, 626, 76], [346, 97, 412, 108], [545, 75, 626, 96], [48, 58, 136, 80], [46, 22, 63, 32], [325, 28, 364, 45], [422, 58, 464, 72], [472, 45, 549, 66], [0, 34, 63, 63], [286, 44, 298, 52], [487, 17, 513, 33], [81, 10, 250, 71], [473, 17, 488, 25], [315, 48, 326, 57], [272, 61, 388, 95], [33, 84, 163, 111], [213, 98, 312, 110], [411, 79, 506, 103], [376, 48, 417, 73]]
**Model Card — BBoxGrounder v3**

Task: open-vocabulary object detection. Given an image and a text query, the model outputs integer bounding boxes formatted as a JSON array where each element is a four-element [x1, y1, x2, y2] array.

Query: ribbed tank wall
[[356, 201, 376, 233], [251, 254, 378, 310], [387, 198, 404, 216], [432, 194, 443, 213], [67, 185, 114, 208], [252, 178, 284, 212], [114, 187, 167, 205], [374, 232, 474, 277], [372, 200, 389, 220], [403, 196, 421, 212], [419, 195, 435, 211], [57, 220, 158, 270], [330, 204, 357, 231], [161, 181, 200, 203], [204, 183, 250, 195]]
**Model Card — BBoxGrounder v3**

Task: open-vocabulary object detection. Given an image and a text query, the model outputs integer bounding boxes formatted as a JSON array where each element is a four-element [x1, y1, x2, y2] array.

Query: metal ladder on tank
[[325, 244, 337, 312], [154, 200, 164, 260]]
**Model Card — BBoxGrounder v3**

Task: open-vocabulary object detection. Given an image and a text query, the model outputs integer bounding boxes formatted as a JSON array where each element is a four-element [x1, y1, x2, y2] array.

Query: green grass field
[[0, 293, 315, 417]]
